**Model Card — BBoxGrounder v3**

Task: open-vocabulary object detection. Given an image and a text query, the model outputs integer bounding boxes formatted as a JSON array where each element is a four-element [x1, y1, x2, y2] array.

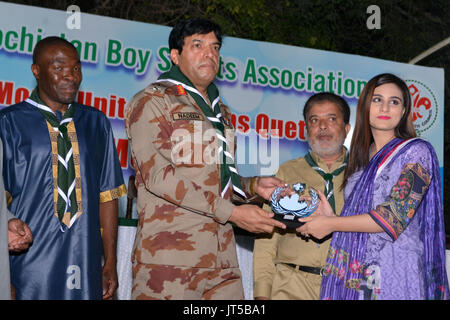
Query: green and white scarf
[[157, 65, 245, 199], [26, 89, 78, 228], [304, 150, 347, 214]]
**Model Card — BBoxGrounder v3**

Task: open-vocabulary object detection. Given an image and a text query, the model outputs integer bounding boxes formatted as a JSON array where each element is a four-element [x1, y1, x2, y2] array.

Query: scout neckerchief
[[26, 89, 78, 228], [157, 65, 246, 199], [304, 149, 347, 213]]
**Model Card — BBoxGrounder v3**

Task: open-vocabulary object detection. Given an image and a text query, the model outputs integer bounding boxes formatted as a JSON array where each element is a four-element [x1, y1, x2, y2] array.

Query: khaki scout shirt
[[125, 80, 251, 269], [253, 150, 346, 298]]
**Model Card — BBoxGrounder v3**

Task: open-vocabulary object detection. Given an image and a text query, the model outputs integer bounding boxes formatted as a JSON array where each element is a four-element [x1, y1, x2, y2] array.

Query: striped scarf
[[157, 65, 245, 199], [27, 89, 78, 228], [304, 150, 347, 213]]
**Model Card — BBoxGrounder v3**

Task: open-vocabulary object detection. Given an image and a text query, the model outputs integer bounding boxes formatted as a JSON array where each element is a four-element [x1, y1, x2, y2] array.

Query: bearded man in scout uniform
[[0, 37, 126, 299], [126, 18, 286, 300], [253, 92, 351, 300]]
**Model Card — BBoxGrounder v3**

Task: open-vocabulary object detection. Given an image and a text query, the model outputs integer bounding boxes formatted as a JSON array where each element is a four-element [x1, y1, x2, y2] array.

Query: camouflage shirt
[[125, 80, 251, 269]]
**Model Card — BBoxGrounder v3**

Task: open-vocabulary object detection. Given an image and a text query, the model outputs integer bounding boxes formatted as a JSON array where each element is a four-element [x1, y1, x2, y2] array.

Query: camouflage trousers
[[132, 261, 245, 300]]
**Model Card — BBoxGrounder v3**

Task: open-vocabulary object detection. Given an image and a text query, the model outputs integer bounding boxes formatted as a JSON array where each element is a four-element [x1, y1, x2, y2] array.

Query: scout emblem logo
[[405, 80, 438, 135], [270, 182, 318, 229]]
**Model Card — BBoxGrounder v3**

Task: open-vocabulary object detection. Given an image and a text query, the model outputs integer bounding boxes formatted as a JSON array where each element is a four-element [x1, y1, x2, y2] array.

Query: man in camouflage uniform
[[125, 18, 286, 300]]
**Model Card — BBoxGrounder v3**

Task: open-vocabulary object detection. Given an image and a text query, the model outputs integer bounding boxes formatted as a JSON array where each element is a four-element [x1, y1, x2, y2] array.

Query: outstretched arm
[[298, 159, 432, 241], [126, 90, 285, 233], [297, 189, 382, 239]]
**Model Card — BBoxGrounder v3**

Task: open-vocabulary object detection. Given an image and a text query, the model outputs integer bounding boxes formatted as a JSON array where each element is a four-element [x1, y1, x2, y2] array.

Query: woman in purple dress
[[297, 73, 449, 300]]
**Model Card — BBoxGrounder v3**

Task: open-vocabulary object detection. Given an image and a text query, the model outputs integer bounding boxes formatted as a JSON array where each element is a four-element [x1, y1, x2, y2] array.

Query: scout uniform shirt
[[253, 150, 346, 299]]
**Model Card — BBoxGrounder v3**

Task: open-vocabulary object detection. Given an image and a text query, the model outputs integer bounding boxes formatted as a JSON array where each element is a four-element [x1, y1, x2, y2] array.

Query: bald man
[[0, 37, 126, 300]]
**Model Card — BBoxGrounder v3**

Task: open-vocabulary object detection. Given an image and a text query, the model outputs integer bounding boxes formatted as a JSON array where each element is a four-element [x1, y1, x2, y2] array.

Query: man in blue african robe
[[0, 37, 126, 299]]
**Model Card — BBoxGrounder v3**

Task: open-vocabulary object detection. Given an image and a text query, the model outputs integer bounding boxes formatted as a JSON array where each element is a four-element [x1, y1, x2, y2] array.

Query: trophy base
[[273, 214, 304, 229]]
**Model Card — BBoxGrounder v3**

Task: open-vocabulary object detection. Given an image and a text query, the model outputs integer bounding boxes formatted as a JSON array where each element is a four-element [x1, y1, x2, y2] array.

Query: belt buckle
[[319, 266, 325, 276]]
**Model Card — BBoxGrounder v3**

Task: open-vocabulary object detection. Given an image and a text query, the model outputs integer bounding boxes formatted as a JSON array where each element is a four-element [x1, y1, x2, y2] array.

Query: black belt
[[281, 263, 323, 275]]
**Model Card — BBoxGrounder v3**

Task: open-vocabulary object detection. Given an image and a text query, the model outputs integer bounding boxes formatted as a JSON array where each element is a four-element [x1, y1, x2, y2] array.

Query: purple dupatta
[[320, 138, 449, 300]]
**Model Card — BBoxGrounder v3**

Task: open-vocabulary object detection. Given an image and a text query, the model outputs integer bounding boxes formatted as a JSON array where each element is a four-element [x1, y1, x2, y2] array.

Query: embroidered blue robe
[[0, 101, 125, 299]]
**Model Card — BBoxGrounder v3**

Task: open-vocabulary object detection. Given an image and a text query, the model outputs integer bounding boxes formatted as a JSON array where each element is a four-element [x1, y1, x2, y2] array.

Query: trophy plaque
[[270, 182, 318, 229]]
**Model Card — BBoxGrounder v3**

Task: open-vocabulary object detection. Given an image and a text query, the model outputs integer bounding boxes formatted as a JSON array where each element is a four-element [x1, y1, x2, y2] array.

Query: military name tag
[[172, 112, 205, 121]]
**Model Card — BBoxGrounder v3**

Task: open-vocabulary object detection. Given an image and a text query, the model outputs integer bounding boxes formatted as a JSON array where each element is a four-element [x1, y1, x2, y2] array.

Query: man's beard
[[307, 132, 346, 159]]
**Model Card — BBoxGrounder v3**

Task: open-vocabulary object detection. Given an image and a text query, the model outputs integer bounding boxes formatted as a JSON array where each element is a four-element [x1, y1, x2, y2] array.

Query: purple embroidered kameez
[[320, 138, 449, 300]]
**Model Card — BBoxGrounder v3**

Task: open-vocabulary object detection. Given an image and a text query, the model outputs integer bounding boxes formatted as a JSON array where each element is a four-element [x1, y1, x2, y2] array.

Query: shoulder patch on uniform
[[172, 112, 204, 121], [176, 85, 186, 96]]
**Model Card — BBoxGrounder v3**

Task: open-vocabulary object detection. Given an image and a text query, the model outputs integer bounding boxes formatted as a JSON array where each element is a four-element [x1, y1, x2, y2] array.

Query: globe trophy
[[270, 182, 318, 229]]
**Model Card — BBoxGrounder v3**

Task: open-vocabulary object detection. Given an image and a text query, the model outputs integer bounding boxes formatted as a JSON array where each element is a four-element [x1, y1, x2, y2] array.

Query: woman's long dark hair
[[343, 73, 416, 188]]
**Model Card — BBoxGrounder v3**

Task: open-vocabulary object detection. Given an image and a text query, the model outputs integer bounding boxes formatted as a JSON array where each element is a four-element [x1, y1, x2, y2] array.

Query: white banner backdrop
[[0, 2, 446, 300]]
